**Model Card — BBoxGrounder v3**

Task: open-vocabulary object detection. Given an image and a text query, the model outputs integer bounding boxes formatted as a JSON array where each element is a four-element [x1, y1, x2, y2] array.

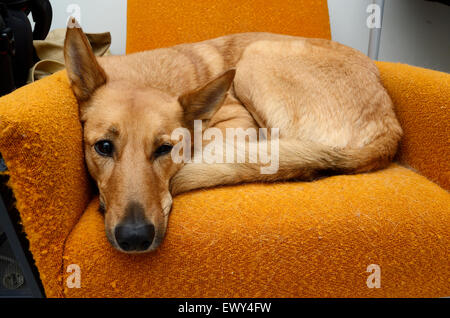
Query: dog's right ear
[[64, 17, 106, 102]]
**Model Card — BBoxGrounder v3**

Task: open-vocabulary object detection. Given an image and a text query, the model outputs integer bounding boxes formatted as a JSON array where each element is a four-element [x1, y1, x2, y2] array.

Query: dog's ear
[[178, 69, 235, 130], [64, 17, 107, 102]]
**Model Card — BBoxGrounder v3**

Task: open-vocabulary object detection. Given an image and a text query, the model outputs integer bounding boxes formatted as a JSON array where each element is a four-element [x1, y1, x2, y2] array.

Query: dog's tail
[[170, 131, 401, 195]]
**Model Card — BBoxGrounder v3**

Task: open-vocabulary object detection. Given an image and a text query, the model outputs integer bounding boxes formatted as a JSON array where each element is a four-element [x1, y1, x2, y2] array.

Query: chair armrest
[[376, 61, 450, 191], [0, 71, 92, 297]]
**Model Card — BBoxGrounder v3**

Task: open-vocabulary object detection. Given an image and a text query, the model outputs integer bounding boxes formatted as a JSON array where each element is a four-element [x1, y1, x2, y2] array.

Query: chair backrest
[[126, 0, 331, 54]]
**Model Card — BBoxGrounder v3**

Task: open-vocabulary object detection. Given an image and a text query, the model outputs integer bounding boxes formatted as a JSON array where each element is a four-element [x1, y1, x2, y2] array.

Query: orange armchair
[[0, 0, 448, 297]]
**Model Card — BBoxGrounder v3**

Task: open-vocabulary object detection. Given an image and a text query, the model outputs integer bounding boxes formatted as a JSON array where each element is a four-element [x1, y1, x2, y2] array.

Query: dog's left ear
[[64, 17, 107, 102], [178, 69, 235, 130]]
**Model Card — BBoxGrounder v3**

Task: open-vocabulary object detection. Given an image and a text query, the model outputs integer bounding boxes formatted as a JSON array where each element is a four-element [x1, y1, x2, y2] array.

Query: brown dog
[[64, 19, 402, 253]]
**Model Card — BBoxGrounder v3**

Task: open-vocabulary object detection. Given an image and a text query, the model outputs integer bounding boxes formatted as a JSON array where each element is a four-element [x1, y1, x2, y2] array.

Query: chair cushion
[[126, 0, 331, 53], [63, 164, 450, 297]]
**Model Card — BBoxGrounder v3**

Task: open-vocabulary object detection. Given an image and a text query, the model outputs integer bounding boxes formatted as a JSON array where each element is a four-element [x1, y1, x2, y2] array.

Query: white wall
[[379, 0, 450, 72], [328, 0, 372, 55], [48, 0, 450, 72], [328, 0, 450, 72], [48, 0, 127, 55]]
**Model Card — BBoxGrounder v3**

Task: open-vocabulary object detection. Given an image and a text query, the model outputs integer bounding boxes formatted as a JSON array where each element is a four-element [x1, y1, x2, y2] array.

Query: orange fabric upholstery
[[0, 71, 92, 297], [376, 62, 450, 191], [63, 164, 450, 298], [126, 0, 331, 53]]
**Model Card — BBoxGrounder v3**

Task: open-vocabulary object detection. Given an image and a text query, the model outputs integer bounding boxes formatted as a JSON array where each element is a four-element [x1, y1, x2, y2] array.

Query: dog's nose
[[114, 222, 155, 251]]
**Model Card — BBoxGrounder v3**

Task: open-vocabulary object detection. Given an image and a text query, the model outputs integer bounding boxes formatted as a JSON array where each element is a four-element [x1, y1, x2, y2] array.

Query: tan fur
[[64, 20, 402, 253]]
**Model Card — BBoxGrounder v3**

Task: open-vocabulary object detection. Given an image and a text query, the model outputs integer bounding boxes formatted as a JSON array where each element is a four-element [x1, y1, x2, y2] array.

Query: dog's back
[[103, 33, 401, 193]]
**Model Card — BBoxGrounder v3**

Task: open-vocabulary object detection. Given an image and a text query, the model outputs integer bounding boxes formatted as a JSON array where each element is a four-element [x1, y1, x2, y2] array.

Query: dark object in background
[[0, 153, 45, 297], [425, 0, 450, 5], [0, 0, 52, 97]]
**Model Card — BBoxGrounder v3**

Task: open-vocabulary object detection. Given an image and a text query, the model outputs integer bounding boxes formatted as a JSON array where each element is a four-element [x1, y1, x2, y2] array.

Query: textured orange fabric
[[63, 164, 450, 298], [0, 71, 92, 297], [375, 62, 450, 191], [126, 0, 331, 54]]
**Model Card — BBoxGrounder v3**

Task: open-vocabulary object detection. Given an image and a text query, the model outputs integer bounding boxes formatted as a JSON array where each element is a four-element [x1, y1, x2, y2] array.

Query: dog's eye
[[94, 140, 114, 157], [154, 144, 173, 158]]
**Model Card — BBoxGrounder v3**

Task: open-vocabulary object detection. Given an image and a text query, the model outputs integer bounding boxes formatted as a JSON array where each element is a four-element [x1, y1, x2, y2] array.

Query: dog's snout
[[114, 222, 155, 251]]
